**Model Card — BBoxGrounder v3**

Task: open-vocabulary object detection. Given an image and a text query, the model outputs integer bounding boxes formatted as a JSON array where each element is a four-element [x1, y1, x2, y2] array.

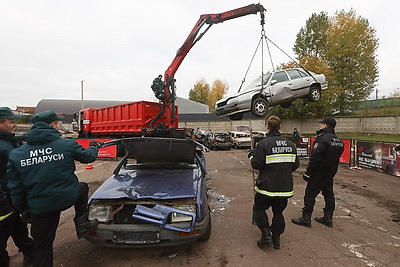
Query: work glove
[[302, 173, 310, 182], [19, 208, 32, 223], [89, 140, 104, 148], [247, 150, 254, 159]]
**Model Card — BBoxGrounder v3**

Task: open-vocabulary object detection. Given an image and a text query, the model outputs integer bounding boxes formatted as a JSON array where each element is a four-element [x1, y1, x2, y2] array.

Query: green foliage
[[188, 78, 210, 105], [289, 9, 379, 118], [326, 9, 379, 114], [294, 12, 329, 58]]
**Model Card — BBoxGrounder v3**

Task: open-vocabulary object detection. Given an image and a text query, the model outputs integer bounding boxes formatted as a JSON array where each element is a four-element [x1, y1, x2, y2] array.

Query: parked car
[[205, 132, 232, 150], [230, 131, 251, 149], [85, 137, 211, 247], [215, 68, 328, 120], [192, 129, 210, 145]]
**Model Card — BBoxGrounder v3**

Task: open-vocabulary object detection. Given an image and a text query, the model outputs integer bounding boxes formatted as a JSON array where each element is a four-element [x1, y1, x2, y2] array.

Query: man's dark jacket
[[306, 127, 344, 178], [0, 130, 17, 217], [251, 130, 300, 197], [7, 122, 98, 214]]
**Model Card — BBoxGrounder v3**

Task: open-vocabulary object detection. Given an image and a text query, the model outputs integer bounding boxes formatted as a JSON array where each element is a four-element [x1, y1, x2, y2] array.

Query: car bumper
[[215, 99, 251, 116], [84, 212, 211, 248]]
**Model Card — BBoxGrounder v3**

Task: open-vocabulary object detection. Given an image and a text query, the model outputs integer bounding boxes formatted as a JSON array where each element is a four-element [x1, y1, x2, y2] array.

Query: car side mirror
[[270, 80, 277, 85]]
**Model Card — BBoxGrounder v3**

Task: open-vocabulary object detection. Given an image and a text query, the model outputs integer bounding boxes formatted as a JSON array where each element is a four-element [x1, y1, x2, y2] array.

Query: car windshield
[[243, 73, 272, 92]]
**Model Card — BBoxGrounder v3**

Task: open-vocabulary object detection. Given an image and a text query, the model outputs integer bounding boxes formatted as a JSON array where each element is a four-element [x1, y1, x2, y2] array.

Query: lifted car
[[215, 68, 328, 120], [85, 137, 211, 247]]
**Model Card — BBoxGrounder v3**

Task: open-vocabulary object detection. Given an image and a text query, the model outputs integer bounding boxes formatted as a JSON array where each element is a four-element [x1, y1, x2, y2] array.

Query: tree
[[325, 9, 379, 114], [291, 10, 379, 117], [188, 78, 210, 105], [208, 79, 229, 113], [294, 12, 329, 59]]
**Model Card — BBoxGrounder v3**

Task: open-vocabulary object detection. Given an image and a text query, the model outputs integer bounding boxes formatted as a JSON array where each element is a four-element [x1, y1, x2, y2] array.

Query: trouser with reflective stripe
[[303, 174, 335, 213], [254, 193, 288, 235], [0, 211, 34, 266]]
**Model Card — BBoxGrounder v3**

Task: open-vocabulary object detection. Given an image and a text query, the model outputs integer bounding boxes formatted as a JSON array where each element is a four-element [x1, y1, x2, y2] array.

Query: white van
[[229, 131, 251, 149]]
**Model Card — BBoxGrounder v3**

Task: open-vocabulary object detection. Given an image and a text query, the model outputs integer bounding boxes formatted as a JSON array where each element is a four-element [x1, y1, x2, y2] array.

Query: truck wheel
[[308, 86, 321, 102], [251, 98, 269, 117]]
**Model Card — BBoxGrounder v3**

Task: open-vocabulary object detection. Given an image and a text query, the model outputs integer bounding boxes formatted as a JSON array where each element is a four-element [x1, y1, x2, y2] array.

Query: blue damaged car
[[85, 137, 211, 247]]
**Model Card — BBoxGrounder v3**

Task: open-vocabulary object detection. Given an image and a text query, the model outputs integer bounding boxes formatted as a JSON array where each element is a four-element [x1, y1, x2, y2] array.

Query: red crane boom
[[160, 3, 265, 122]]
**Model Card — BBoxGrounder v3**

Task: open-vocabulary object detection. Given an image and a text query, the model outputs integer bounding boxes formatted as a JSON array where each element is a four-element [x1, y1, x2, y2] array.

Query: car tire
[[199, 212, 212, 242], [251, 98, 269, 117], [229, 113, 244, 120], [308, 86, 321, 102]]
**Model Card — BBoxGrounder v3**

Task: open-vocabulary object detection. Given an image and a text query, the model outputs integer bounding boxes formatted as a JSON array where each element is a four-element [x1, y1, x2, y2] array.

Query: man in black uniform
[[292, 117, 344, 228], [151, 74, 166, 101], [249, 115, 299, 249]]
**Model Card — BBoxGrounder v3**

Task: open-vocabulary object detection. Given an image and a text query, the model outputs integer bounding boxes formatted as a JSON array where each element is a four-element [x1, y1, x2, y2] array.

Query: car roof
[[122, 137, 196, 164]]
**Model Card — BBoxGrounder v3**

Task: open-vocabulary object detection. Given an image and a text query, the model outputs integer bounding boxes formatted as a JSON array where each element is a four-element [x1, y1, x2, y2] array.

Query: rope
[[238, 37, 262, 93]]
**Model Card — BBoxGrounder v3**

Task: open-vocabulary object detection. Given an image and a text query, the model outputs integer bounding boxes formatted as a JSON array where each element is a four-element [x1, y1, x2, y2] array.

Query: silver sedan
[[215, 68, 328, 120]]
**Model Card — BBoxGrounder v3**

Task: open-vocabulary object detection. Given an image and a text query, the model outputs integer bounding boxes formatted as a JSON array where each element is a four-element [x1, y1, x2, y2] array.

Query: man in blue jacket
[[7, 110, 102, 267], [249, 115, 299, 249], [0, 107, 34, 267]]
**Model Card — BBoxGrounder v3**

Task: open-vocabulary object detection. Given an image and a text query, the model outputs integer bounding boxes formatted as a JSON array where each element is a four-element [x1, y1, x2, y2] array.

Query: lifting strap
[[238, 16, 275, 94]]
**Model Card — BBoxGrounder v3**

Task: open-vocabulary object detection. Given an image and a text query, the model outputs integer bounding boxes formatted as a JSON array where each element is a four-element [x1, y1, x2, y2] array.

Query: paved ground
[[8, 149, 400, 266]]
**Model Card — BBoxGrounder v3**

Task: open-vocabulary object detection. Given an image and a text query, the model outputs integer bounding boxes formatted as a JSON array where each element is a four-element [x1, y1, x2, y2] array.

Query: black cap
[[319, 117, 336, 128], [32, 110, 64, 124]]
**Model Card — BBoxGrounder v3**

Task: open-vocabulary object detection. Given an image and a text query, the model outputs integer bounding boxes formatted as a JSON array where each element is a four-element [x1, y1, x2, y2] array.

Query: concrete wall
[[17, 115, 400, 135], [179, 116, 400, 135]]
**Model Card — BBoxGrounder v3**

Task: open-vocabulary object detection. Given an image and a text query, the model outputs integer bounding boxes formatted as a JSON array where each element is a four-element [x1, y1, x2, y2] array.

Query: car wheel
[[251, 98, 269, 117], [229, 113, 244, 120], [199, 212, 212, 242], [308, 86, 321, 102]]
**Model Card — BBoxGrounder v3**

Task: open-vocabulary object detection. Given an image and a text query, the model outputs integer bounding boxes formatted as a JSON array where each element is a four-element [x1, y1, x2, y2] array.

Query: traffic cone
[[86, 164, 94, 169]]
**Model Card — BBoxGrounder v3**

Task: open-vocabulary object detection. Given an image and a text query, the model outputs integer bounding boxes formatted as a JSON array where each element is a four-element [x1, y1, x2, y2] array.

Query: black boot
[[256, 228, 273, 248], [272, 233, 280, 250], [291, 211, 312, 227], [0, 256, 10, 267], [74, 214, 99, 239], [315, 209, 333, 228]]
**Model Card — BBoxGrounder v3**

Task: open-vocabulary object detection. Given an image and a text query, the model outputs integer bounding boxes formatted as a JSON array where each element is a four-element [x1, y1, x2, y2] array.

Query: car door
[[269, 71, 291, 104], [286, 69, 312, 97]]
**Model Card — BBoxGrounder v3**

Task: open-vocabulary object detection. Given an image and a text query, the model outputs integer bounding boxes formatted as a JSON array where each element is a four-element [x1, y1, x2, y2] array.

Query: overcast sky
[[0, 0, 398, 110]]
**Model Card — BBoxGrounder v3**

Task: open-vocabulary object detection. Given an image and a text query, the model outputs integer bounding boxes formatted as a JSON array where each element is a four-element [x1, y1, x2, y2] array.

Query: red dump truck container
[[79, 101, 178, 137]]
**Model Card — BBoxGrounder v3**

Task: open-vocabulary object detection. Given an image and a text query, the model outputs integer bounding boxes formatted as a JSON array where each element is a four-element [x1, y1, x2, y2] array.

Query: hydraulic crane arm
[[164, 3, 265, 84], [156, 3, 265, 124]]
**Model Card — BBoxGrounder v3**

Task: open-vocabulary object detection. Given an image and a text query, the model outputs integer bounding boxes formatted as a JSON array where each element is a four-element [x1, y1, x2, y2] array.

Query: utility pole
[[81, 80, 85, 110], [375, 88, 379, 100]]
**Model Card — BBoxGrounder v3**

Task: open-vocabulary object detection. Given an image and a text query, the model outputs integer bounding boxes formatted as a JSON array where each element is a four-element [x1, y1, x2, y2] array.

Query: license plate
[[113, 231, 160, 244]]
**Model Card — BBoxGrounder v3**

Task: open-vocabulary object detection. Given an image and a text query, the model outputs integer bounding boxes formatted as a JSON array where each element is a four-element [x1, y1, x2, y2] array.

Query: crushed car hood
[[90, 168, 198, 200]]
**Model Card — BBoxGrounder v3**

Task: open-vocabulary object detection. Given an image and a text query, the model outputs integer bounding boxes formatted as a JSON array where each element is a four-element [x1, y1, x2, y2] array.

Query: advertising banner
[[76, 139, 117, 158], [357, 141, 400, 177]]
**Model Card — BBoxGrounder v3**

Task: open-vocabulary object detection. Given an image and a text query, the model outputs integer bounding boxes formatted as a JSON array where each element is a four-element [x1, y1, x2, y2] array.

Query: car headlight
[[227, 97, 239, 105], [170, 204, 196, 223], [88, 205, 112, 223]]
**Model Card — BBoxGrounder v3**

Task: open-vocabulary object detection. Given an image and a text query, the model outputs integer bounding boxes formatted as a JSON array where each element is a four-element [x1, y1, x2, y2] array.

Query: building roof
[[35, 97, 209, 115]]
